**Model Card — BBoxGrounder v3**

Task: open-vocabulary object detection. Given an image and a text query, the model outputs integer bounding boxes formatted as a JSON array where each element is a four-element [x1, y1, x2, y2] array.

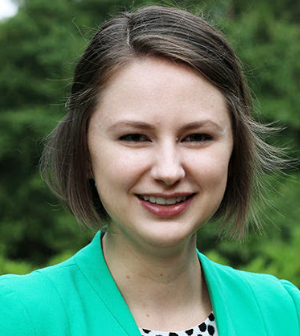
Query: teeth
[[156, 197, 167, 205], [166, 198, 176, 205], [140, 195, 188, 205]]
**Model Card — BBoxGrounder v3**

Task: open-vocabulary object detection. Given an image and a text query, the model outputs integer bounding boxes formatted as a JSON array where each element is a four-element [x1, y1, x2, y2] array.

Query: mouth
[[137, 194, 195, 205], [136, 193, 195, 217]]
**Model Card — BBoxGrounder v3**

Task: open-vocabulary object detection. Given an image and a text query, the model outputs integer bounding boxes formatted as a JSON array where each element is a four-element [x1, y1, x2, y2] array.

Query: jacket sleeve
[[281, 280, 300, 328], [0, 276, 35, 336]]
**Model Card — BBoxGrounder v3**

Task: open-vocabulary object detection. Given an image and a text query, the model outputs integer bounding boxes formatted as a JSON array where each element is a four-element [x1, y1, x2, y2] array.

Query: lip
[[137, 192, 193, 198], [136, 193, 195, 217]]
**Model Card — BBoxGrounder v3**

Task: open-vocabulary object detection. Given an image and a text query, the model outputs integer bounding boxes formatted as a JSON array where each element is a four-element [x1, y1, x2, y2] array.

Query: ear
[[87, 155, 95, 179], [228, 158, 232, 178], [87, 166, 94, 179]]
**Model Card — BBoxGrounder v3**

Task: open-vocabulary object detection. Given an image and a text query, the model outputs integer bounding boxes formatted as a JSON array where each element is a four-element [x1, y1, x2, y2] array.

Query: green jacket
[[0, 231, 299, 335]]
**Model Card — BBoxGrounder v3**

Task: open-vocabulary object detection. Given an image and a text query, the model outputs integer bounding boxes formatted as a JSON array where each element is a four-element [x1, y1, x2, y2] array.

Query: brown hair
[[41, 6, 283, 238]]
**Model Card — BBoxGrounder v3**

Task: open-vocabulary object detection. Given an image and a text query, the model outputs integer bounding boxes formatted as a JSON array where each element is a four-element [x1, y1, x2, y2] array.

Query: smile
[[137, 193, 195, 217], [138, 195, 190, 205], [137, 194, 194, 205]]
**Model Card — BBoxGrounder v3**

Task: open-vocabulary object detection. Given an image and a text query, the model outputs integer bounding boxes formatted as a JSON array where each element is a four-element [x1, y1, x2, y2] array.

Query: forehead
[[93, 56, 230, 126]]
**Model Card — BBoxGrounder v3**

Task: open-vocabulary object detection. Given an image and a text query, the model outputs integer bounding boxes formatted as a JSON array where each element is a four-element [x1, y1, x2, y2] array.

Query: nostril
[[161, 178, 178, 186], [152, 165, 185, 184], [153, 168, 185, 186], [151, 146, 185, 184]]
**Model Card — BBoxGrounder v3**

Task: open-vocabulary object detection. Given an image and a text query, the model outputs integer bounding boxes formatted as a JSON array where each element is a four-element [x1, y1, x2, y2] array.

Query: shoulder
[[233, 265, 300, 310], [221, 261, 299, 300], [200, 253, 300, 319], [0, 255, 78, 297], [0, 257, 78, 335]]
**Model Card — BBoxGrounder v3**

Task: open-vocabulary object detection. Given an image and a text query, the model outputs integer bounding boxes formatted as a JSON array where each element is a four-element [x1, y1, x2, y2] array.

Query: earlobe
[[227, 146, 235, 178], [87, 160, 95, 179], [86, 149, 95, 179]]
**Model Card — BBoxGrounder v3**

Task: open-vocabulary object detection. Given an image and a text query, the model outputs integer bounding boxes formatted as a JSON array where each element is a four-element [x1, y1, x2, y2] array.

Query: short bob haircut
[[42, 6, 282, 238]]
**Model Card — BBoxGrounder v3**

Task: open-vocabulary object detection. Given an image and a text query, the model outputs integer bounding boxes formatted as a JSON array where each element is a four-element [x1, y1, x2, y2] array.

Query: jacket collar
[[74, 232, 266, 336], [199, 252, 267, 336], [74, 231, 140, 336]]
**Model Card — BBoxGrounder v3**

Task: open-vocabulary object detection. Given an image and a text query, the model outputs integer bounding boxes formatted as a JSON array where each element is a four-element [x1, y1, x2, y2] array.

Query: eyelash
[[119, 133, 213, 143], [183, 134, 213, 142], [119, 134, 150, 142]]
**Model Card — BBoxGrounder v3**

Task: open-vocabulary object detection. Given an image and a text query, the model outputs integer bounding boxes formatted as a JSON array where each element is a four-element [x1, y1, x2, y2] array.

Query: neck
[[102, 231, 212, 330]]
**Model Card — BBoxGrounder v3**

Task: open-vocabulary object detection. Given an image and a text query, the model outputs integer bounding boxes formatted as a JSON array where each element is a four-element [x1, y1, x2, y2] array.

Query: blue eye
[[183, 134, 212, 142], [119, 134, 150, 142]]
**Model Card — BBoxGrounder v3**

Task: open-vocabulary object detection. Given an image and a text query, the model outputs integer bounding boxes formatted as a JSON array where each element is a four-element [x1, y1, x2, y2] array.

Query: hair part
[[41, 5, 285, 239]]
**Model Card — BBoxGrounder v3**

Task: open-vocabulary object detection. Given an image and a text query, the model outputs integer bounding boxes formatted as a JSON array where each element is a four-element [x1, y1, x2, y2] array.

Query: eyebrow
[[108, 121, 155, 132], [108, 120, 224, 133], [179, 120, 224, 133]]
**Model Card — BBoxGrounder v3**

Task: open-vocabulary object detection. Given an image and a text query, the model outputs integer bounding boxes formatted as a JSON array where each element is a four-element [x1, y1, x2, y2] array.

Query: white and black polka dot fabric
[[139, 312, 218, 336]]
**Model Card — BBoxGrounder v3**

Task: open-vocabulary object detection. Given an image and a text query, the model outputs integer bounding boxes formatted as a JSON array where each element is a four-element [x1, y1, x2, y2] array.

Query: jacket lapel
[[74, 232, 141, 336], [75, 232, 268, 336], [199, 252, 268, 336]]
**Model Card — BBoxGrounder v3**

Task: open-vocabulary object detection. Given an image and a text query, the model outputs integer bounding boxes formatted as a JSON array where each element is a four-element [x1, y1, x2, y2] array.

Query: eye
[[183, 133, 213, 143], [119, 134, 150, 142]]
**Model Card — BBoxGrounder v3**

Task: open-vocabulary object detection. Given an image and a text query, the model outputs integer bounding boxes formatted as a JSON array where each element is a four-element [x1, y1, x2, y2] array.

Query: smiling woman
[[0, 5, 299, 336], [43, 7, 267, 238]]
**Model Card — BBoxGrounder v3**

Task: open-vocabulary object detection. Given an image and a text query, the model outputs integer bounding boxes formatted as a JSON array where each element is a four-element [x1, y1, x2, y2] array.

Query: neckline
[[139, 312, 216, 335], [73, 232, 239, 335]]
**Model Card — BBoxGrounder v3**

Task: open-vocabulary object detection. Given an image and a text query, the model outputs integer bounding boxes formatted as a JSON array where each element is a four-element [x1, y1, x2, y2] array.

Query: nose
[[151, 142, 185, 186]]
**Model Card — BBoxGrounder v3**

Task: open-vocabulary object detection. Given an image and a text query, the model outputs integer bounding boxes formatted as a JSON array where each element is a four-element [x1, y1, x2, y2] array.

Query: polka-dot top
[[139, 312, 218, 336]]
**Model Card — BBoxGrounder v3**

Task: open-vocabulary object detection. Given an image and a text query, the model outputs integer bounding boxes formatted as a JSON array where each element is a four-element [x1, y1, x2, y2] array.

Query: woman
[[0, 6, 299, 336]]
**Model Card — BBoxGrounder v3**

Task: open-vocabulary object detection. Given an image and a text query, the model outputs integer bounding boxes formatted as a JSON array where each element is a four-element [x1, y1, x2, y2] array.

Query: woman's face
[[88, 57, 233, 249]]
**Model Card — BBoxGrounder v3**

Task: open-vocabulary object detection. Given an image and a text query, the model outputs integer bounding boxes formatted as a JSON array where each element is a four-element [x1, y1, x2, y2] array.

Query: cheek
[[90, 145, 148, 191], [191, 151, 231, 189]]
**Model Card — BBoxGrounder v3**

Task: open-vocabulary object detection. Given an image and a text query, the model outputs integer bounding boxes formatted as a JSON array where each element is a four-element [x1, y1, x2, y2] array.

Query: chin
[[139, 226, 198, 249]]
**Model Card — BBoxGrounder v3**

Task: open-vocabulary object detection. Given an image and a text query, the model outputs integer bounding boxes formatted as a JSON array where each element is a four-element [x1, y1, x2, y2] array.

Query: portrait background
[[0, 0, 299, 287]]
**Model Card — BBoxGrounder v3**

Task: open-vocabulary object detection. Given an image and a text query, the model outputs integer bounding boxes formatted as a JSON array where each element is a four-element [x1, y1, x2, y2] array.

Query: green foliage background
[[0, 0, 299, 287]]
